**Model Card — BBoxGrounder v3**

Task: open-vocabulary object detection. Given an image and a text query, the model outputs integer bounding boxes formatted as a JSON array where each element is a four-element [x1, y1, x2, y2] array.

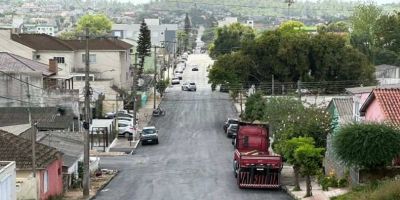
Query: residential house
[[0, 130, 63, 200], [0, 107, 79, 135], [0, 161, 16, 200], [346, 84, 400, 122], [37, 131, 84, 189], [0, 52, 76, 109], [324, 98, 353, 178], [375, 64, 400, 86], [0, 31, 133, 90], [360, 88, 400, 126], [218, 17, 238, 27]]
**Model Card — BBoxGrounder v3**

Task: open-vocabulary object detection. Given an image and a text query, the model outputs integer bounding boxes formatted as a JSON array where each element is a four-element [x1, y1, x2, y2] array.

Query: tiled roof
[[0, 107, 77, 130], [37, 131, 83, 167], [346, 84, 400, 94], [0, 52, 54, 76], [11, 33, 132, 51], [0, 130, 61, 169], [360, 88, 400, 126], [64, 39, 132, 50], [332, 98, 353, 123], [11, 33, 74, 51]]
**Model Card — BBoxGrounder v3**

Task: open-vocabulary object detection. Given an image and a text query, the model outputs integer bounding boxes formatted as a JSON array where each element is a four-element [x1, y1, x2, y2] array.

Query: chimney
[[49, 59, 58, 74]]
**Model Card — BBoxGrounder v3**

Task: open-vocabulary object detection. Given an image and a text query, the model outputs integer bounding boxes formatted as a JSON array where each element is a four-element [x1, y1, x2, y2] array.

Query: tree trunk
[[305, 175, 312, 197], [293, 165, 301, 191]]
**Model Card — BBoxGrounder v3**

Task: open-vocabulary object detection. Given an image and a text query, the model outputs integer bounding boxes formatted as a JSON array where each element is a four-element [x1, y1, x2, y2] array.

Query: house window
[[43, 170, 49, 193], [54, 57, 65, 64], [354, 101, 361, 121], [36, 54, 41, 60], [82, 54, 96, 64]]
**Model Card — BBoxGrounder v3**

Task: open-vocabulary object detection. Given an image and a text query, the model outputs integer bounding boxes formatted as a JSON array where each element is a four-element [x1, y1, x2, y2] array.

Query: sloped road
[[94, 54, 292, 200]]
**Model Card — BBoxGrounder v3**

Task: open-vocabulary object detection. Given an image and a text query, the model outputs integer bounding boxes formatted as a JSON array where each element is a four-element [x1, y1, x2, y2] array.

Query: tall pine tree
[[136, 19, 151, 76], [183, 13, 191, 52]]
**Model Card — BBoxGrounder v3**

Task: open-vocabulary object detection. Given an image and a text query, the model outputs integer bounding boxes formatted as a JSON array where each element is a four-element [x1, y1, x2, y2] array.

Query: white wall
[[16, 171, 39, 200], [34, 51, 75, 75], [0, 161, 16, 200], [0, 30, 34, 59]]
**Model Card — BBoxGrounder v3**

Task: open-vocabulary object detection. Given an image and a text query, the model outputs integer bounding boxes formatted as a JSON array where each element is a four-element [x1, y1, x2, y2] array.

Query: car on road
[[192, 65, 199, 71], [223, 118, 239, 132], [220, 84, 229, 93], [226, 124, 238, 138], [140, 126, 159, 144], [104, 112, 115, 119], [186, 82, 196, 91], [175, 73, 183, 80], [181, 82, 189, 91], [171, 77, 180, 85], [118, 121, 136, 138]]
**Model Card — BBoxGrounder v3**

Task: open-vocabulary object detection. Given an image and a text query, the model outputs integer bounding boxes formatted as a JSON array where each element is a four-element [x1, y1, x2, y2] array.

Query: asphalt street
[[94, 54, 292, 200]]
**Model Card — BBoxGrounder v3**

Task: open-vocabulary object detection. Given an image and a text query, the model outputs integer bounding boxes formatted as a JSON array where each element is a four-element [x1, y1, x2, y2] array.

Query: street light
[[98, 69, 115, 80]]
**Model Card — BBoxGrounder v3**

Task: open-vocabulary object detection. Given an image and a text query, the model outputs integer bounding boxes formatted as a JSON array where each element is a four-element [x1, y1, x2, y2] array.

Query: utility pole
[[131, 53, 139, 129], [239, 85, 243, 117], [83, 27, 90, 197], [153, 46, 157, 109], [272, 74, 275, 96], [26, 78, 36, 178]]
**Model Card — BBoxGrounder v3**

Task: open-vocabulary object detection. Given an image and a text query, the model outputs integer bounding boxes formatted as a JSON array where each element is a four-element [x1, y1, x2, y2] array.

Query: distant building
[[217, 17, 238, 27], [112, 18, 178, 51], [21, 23, 58, 36], [375, 64, 400, 86]]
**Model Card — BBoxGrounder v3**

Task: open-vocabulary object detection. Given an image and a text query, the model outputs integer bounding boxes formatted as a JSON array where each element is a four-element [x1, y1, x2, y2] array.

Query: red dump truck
[[233, 121, 283, 189]]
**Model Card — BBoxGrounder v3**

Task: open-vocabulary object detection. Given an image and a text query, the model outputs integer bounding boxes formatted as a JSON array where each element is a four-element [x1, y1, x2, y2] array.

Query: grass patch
[[332, 179, 400, 200]]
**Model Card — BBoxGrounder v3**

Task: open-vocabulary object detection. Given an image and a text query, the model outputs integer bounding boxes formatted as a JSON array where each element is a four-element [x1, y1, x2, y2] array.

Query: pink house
[[0, 130, 63, 200], [360, 88, 400, 125], [360, 88, 400, 165]]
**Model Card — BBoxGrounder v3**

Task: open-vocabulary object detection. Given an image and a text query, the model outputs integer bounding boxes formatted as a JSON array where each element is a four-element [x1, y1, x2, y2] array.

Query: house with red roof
[[360, 88, 400, 166], [360, 88, 400, 126]]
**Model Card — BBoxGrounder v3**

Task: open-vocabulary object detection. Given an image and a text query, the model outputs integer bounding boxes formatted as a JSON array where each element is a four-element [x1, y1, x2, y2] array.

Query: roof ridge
[[5, 52, 36, 71]]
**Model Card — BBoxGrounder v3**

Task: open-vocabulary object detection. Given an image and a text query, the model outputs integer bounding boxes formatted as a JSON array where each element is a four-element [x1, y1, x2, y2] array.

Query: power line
[[0, 70, 45, 90]]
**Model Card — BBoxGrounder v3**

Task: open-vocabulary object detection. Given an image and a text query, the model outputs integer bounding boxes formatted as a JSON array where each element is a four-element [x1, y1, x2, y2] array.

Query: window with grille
[[81, 54, 96, 64], [53, 57, 65, 64]]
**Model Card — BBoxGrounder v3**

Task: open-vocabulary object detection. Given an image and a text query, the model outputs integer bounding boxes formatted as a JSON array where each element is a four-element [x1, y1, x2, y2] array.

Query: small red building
[[0, 130, 63, 200]]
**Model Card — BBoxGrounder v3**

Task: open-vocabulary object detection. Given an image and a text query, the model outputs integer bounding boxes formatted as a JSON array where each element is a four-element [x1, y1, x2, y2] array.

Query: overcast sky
[[123, 0, 399, 5]]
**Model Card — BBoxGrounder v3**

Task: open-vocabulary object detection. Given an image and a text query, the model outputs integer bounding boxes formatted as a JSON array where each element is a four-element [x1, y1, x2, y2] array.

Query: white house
[[112, 18, 178, 47], [0, 161, 16, 200], [0, 31, 133, 90]]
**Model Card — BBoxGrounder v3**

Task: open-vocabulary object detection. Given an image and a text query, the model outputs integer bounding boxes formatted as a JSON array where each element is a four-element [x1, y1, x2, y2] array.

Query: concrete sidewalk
[[282, 166, 348, 200], [108, 90, 160, 154]]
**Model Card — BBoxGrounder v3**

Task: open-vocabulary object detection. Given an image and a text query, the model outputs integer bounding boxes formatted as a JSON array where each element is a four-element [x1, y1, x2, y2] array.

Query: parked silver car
[[118, 121, 136, 138], [140, 126, 159, 144]]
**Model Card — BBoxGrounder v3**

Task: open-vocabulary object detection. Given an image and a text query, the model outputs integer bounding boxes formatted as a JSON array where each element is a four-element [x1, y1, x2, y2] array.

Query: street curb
[[89, 171, 119, 200], [282, 185, 301, 200], [129, 140, 140, 155]]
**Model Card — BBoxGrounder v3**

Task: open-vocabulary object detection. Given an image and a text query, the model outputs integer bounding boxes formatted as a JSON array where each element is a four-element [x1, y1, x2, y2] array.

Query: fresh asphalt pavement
[[94, 54, 292, 200]]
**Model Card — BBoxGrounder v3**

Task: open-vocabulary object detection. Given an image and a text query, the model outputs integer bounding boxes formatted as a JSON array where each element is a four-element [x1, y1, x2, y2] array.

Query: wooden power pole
[[83, 27, 90, 197]]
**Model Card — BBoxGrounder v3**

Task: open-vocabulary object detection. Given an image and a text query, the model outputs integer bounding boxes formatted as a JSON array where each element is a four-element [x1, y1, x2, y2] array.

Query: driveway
[[94, 54, 292, 200]]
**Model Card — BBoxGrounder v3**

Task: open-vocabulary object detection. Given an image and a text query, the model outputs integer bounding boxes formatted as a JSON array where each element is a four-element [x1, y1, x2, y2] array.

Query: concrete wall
[[16, 171, 39, 200], [0, 30, 34, 59], [364, 98, 386, 123], [0, 161, 16, 200], [0, 72, 43, 107]]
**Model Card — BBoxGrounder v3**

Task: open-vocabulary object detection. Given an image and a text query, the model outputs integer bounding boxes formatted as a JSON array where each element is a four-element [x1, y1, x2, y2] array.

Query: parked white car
[[171, 77, 180, 85], [118, 121, 136, 138]]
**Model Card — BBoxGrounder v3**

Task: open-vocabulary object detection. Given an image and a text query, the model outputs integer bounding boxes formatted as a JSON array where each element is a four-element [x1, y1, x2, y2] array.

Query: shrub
[[332, 179, 400, 200], [333, 123, 400, 169]]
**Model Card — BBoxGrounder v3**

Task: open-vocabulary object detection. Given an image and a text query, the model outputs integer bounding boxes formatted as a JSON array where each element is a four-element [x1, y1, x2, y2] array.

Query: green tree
[[375, 11, 400, 56], [76, 14, 112, 36], [243, 92, 266, 121], [156, 79, 169, 98], [333, 123, 400, 169], [209, 23, 255, 58], [183, 13, 191, 52], [350, 4, 382, 63], [277, 20, 305, 34], [282, 137, 315, 191], [136, 20, 152, 76], [295, 144, 325, 197], [58, 31, 79, 40], [177, 30, 188, 55]]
